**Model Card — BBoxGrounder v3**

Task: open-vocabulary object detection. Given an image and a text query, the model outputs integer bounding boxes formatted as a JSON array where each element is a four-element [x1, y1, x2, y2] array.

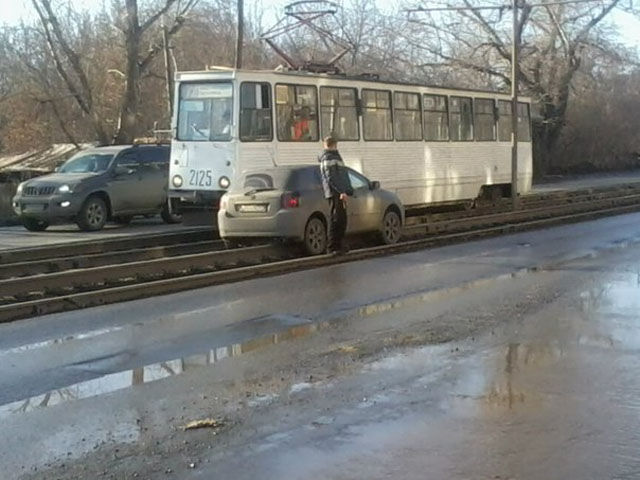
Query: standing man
[[319, 135, 353, 254]]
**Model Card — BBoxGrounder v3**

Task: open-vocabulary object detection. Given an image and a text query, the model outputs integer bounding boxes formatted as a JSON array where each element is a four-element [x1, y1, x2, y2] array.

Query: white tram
[[168, 68, 532, 210]]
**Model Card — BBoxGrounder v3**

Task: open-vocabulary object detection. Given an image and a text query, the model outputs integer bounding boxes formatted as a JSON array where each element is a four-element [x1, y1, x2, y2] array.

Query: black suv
[[12, 145, 181, 231]]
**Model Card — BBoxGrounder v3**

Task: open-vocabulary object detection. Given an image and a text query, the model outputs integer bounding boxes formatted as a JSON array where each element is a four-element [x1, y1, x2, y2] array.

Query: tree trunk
[[114, 0, 141, 145]]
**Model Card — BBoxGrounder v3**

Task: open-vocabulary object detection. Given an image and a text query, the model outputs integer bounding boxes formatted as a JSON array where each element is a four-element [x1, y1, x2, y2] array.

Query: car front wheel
[[22, 218, 49, 232], [304, 216, 327, 255], [380, 208, 401, 245], [77, 196, 107, 231]]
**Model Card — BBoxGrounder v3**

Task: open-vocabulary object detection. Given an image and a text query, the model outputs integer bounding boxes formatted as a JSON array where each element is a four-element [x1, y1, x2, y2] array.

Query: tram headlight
[[219, 176, 230, 189], [172, 175, 183, 188]]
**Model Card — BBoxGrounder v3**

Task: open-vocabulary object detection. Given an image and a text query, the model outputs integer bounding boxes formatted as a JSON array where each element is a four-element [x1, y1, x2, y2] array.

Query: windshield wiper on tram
[[191, 123, 208, 139], [244, 188, 276, 196]]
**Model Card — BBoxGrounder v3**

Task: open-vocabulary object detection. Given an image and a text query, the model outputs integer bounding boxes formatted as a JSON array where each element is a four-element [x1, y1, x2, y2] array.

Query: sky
[[1, 0, 639, 48]]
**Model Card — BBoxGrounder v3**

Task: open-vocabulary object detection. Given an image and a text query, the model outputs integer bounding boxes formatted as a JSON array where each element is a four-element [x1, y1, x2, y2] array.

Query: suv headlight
[[58, 184, 72, 193], [16, 182, 24, 194]]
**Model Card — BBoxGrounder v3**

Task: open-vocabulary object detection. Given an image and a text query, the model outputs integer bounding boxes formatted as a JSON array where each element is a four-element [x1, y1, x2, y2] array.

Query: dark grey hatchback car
[[12, 145, 181, 231]]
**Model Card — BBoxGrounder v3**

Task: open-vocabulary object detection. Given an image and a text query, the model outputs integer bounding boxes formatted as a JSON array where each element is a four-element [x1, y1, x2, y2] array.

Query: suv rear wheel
[[304, 216, 327, 255], [77, 196, 107, 231], [161, 199, 182, 224], [22, 218, 49, 232]]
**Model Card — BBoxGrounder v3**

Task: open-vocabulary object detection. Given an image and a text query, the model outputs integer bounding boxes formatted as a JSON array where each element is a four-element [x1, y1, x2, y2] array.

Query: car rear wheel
[[161, 199, 182, 224], [380, 208, 401, 245], [77, 196, 107, 231], [304, 216, 327, 255], [22, 218, 49, 232]]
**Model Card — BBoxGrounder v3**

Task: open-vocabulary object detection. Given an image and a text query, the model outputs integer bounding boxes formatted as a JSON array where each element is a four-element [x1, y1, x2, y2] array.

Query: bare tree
[[112, 0, 199, 144], [31, 0, 199, 145], [403, 0, 624, 173]]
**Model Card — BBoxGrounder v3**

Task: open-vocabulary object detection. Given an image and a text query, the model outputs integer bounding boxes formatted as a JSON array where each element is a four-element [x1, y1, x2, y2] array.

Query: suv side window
[[115, 152, 141, 170], [137, 147, 169, 172]]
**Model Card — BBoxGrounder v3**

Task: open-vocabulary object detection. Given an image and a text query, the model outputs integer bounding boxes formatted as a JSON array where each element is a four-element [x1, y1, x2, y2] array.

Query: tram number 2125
[[189, 169, 213, 187]]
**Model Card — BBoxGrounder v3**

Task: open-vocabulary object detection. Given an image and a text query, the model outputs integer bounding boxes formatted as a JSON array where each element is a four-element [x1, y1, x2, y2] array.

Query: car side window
[[347, 169, 369, 189], [115, 152, 140, 170], [138, 148, 169, 171]]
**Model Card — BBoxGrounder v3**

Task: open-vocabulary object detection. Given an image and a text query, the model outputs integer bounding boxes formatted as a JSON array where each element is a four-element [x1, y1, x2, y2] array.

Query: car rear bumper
[[12, 194, 82, 222], [218, 209, 305, 240]]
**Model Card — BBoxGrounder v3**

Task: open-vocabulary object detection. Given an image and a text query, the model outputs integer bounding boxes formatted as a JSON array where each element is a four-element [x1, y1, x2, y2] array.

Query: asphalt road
[[3, 211, 640, 478]]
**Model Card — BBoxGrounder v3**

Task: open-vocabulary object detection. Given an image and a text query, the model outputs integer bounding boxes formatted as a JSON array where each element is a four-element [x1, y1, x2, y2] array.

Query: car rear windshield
[[242, 169, 320, 191], [59, 153, 114, 173]]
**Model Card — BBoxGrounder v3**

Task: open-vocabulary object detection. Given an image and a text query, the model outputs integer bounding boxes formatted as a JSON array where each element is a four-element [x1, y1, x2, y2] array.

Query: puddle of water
[[0, 320, 317, 420]]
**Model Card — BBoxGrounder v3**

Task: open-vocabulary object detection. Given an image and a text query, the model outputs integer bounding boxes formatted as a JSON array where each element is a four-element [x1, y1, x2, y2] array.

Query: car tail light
[[281, 192, 300, 209]]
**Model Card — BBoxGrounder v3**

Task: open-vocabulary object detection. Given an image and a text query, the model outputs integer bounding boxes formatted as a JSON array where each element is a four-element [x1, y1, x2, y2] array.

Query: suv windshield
[[178, 82, 233, 142], [58, 153, 114, 173]]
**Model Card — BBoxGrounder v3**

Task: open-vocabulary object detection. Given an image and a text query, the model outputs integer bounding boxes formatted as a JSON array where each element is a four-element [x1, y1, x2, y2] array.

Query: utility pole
[[235, 0, 244, 69], [510, 0, 519, 209]]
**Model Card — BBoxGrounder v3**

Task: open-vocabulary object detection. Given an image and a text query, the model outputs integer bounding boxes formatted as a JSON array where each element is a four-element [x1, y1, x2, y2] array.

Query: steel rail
[[0, 244, 288, 300], [0, 240, 223, 280], [0, 227, 214, 265], [1, 197, 640, 323], [3, 183, 639, 277]]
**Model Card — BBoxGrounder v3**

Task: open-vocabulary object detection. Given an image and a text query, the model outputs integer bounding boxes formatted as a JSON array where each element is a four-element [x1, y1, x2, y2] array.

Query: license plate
[[22, 204, 45, 212], [236, 204, 267, 213]]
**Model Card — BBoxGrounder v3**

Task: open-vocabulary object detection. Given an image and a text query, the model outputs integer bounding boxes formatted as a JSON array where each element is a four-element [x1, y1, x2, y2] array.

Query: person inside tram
[[292, 106, 311, 141]]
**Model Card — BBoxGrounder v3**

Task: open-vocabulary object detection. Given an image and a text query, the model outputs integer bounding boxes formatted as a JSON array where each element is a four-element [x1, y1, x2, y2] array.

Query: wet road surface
[[3, 212, 640, 478], [3, 213, 640, 407], [189, 250, 640, 479]]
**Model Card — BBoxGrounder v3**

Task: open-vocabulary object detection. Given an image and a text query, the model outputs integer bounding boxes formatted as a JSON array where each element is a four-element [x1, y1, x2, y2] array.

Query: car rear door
[[138, 147, 169, 210], [107, 151, 145, 214]]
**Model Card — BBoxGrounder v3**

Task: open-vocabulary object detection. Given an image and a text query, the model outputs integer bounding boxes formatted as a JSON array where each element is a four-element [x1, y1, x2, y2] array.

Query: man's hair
[[323, 135, 337, 148]]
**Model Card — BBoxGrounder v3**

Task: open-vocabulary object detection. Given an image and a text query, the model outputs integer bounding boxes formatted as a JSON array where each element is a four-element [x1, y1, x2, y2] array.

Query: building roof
[[0, 144, 85, 173]]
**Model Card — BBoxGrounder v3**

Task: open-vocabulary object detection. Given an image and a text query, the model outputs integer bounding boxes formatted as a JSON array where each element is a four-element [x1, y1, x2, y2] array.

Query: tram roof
[[175, 68, 531, 101]]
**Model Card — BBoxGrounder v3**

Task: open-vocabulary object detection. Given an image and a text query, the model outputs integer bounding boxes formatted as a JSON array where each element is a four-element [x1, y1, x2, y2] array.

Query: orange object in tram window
[[293, 118, 310, 140]]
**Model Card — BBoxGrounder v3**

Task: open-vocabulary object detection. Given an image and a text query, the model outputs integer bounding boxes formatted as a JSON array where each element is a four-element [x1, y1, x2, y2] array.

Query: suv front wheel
[[77, 196, 107, 231], [22, 218, 49, 232], [161, 198, 182, 224]]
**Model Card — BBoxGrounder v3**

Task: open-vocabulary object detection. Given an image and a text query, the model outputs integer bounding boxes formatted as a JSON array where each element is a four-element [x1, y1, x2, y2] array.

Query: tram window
[[320, 87, 359, 141], [275, 84, 319, 142], [497, 101, 531, 142], [362, 89, 393, 141], [423, 94, 449, 141], [394, 92, 422, 141], [240, 82, 273, 142], [474, 98, 496, 141], [497, 100, 512, 142], [449, 96, 473, 141], [177, 82, 233, 142], [518, 102, 531, 142]]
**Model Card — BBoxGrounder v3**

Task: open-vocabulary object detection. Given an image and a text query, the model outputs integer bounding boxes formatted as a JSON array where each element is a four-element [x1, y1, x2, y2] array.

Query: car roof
[[241, 164, 318, 175], [85, 145, 168, 154]]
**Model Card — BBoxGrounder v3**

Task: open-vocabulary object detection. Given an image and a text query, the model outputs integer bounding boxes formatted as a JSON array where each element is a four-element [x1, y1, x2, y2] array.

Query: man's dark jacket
[[318, 149, 354, 199]]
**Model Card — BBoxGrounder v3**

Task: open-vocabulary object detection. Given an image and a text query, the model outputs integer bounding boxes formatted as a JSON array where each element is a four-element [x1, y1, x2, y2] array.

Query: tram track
[[2, 183, 640, 323]]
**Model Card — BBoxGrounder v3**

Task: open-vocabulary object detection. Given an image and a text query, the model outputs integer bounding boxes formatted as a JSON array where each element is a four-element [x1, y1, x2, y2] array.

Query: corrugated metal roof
[[0, 144, 91, 173]]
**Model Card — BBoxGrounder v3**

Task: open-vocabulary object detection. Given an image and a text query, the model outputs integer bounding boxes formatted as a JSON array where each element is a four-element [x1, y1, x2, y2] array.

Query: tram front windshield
[[177, 82, 233, 142]]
